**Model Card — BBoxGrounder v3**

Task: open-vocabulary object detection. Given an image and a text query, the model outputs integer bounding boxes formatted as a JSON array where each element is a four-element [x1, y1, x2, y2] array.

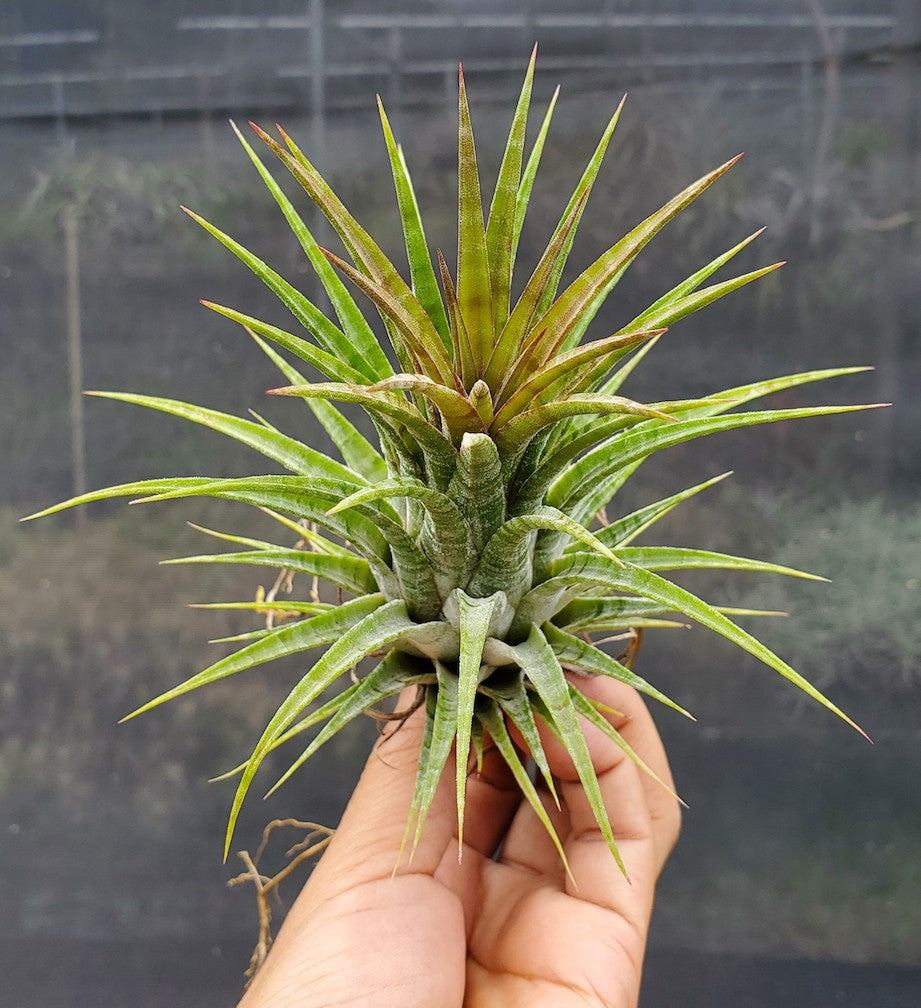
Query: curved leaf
[[611, 546, 827, 581], [162, 547, 378, 595], [537, 555, 868, 739], [201, 301, 367, 384], [225, 599, 422, 858], [85, 391, 363, 485], [229, 120, 391, 380], [542, 622, 691, 719], [455, 591, 501, 849], [376, 103, 451, 348], [266, 649, 432, 797], [123, 593, 386, 722], [370, 374, 486, 440]]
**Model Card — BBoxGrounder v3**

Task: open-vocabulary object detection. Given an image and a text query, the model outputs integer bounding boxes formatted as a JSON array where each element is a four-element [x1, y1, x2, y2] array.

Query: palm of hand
[[240, 678, 677, 1008]]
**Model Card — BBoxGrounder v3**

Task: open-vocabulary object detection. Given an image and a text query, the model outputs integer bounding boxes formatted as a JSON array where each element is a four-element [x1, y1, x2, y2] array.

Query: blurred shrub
[[741, 496, 921, 692]]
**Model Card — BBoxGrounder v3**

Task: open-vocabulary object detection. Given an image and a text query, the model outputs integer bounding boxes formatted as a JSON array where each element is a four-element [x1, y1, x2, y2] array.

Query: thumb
[[305, 687, 458, 897]]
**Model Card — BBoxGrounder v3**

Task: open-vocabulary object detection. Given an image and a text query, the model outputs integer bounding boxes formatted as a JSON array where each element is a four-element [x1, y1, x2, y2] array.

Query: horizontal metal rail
[[176, 16, 312, 31], [337, 13, 895, 31], [0, 4, 906, 123], [0, 30, 99, 47]]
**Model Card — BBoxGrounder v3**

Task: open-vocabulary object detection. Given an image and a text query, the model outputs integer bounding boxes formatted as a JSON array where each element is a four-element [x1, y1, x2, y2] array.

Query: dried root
[[227, 818, 335, 986]]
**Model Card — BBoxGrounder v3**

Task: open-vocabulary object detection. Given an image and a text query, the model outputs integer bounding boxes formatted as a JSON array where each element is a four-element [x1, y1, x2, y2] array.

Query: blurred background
[[1, 1, 919, 1005]]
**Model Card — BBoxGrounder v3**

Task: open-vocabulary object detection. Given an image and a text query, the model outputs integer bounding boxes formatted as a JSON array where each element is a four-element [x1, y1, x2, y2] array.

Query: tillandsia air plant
[[27, 50, 880, 875]]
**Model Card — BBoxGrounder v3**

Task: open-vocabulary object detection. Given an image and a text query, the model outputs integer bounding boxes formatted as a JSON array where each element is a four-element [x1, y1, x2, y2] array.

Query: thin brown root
[[228, 818, 334, 987], [371, 686, 427, 768], [258, 519, 319, 628], [366, 685, 425, 725], [618, 627, 643, 669]]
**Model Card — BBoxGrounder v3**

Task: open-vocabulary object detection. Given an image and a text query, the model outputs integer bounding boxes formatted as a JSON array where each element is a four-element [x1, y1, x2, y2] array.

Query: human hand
[[238, 674, 680, 1008]]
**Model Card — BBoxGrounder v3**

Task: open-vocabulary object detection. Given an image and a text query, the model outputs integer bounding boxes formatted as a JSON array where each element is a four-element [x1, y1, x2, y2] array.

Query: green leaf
[[492, 328, 661, 425], [540, 555, 869, 739], [481, 671, 559, 805], [369, 374, 487, 441], [542, 369, 874, 497], [406, 665, 458, 856], [377, 99, 452, 350], [448, 432, 506, 552], [130, 475, 392, 562], [518, 154, 743, 375], [84, 391, 364, 485], [613, 263, 784, 340], [542, 622, 692, 718], [225, 599, 421, 859], [615, 227, 766, 336], [455, 591, 501, 849], [552, 595, 773, 632], [549, 404, 885, 522], [189, 600, 333, 616], [185, 521, 288, 552], [267, 382, 457, 490], [485, 46, 536, 334], [567, 683, 682, 802], [594, 331, 664, 398], [438, 249, 476, 386], [182, 206, 383, 383], [469, 505, 618, 601], [229, 120, 391, 380], [320, 248, 454, 384], [210, 686, 358, 783], [202, 301, 367, 384], [484, 196, 585, 392], [123, 593, 386, 722], [254, 121, 451, 380], [476, 699, 570, 874], [532, 94, 626, 321], [502, 625, 627, 874], [610, 546, 827, 581], [588, 472, 733, 549], [456, 65, 494, 373], [512, 84, 559, 266], [256, 507, 357, 557], [245, 329, 389, 483], [330, 477, 474, 585], [266, 649, 432, 798], [494, 393, 675, 459], [682, 367, 876, 420], [162, 547, 378, 596], [21, 478, 213, 523]]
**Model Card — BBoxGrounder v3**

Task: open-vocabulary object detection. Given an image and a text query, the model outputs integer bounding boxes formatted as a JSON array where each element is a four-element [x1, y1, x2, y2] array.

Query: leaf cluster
[[25, 52, 881, 869]]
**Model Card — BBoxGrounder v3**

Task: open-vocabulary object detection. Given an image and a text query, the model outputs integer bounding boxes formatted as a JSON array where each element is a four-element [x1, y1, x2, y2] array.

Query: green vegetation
[[27, 55, 880, 874]]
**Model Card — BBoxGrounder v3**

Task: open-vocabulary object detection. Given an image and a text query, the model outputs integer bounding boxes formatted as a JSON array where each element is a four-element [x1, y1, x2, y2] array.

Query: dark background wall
[[1, 2, 919, 1006]]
